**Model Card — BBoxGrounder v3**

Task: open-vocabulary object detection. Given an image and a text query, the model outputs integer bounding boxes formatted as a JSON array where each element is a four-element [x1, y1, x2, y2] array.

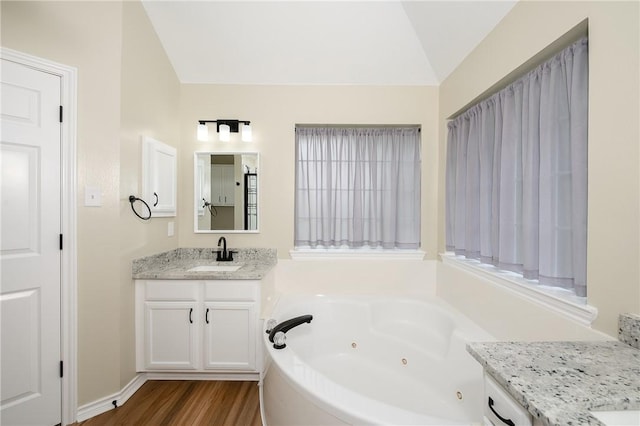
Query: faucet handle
[[265, 319, 278, 334], [273, 332, 286, 349]]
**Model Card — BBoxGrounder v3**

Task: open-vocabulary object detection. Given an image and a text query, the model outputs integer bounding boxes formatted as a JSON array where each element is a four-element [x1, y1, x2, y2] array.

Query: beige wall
[[438, 0, 640, 337], [119, 1, 180, 391], [1, 0, 180, 405], [2, 0, 124, 405], [178, 85, 440, 258]]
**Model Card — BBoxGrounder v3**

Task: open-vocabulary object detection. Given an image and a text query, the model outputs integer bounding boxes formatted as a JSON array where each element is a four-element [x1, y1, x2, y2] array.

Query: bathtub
[[260, 295, 495, 425]]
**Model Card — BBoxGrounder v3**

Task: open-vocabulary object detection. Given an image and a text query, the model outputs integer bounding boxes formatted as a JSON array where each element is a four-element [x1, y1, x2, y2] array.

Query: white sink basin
[[188, 264, 242, 272], [590, 410, 640, 425]]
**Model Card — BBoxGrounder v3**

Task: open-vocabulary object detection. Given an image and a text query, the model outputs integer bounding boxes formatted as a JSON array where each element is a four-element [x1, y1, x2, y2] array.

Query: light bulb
[[197, 123, 209, 142], [241, 123, 252, 142], [219, 124, 230, 142]]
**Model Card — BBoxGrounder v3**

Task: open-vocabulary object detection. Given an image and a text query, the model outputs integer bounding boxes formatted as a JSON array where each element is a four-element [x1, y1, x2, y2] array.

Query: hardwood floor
[[77, 381, 262, 426]]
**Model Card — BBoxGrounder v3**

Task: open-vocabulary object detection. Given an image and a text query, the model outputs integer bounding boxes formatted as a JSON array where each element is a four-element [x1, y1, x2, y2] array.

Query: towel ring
[[129, 195, 152, 220]]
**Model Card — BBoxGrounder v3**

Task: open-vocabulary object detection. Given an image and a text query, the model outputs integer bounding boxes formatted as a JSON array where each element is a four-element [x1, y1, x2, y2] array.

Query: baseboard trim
[[75, 371, 260, 422], [76, 373, 147, 422], [145, 372, 260, 381]]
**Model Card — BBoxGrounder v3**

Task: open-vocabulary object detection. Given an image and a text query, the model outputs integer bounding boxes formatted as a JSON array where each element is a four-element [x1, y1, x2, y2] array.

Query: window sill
[[440, 252, 597, 326], [290, 248, 426, 260]]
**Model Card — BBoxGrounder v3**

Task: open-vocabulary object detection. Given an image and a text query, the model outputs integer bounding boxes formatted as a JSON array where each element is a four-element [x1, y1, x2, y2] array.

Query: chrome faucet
[[216, 236, 235, 261]]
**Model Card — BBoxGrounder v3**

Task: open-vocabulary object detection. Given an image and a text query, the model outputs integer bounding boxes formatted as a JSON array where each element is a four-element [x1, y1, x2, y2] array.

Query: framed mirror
[[194, 152, 259, 233]]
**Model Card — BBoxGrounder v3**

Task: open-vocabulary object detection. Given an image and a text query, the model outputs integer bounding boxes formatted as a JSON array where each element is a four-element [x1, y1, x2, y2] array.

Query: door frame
[[1, 47, 78, 425]]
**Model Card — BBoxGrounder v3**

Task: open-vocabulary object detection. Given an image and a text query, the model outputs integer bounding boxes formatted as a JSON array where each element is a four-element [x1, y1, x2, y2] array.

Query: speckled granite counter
[[619, 313, 640, 349], [132, 248, 277, 280], [467, 340, 640, 426]]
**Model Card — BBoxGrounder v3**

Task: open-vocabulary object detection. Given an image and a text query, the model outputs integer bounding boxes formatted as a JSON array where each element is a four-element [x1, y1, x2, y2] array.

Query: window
[[445, 37, 588, 297], [295, 126, 421, 251]]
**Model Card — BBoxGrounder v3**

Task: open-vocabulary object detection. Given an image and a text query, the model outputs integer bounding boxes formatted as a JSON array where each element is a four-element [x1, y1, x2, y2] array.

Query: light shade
[[219, 124, 231, 142], [241, 123, 252, 142], [197, 123, 209, 141]]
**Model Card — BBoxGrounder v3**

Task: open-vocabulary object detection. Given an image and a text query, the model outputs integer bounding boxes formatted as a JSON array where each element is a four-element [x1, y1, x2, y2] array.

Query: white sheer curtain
[[446, 37, 588, 296], [295, 127, 421, 249]]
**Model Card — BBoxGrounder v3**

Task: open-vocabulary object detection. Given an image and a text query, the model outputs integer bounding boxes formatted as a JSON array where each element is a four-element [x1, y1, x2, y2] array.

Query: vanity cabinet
[[211, 164, 235, 206], [135, 280, 259, 374]]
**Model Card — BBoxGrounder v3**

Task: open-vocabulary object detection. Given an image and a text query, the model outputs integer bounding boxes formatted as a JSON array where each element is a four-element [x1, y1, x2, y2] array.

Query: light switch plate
[[168, 221, 175, 237], [85, 186, 102, 207]]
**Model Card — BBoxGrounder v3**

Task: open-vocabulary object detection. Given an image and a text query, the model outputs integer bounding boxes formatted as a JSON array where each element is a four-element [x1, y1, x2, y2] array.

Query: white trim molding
[[0, 47, 78, 426], [76, 374, 147, 422], [290, 248, 426, 261], [145, 372, 260, 381], [440, 253, 598, 326]]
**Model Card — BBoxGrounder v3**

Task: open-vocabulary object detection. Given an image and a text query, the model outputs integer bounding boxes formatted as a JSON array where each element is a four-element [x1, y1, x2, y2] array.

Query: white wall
[[437, 0, 640, 338]]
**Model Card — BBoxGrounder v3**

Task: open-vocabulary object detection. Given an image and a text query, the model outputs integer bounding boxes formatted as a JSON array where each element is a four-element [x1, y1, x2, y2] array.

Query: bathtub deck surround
[[132, 247, 276, 280], [467, 340, 640, 425]]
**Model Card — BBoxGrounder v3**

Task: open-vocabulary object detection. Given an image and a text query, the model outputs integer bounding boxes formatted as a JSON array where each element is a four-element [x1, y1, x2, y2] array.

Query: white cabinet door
[[142, 136, 177, 216], [144, 301, 199, 370], [211, 164, 235, 206], [203, 302, 256, 371]]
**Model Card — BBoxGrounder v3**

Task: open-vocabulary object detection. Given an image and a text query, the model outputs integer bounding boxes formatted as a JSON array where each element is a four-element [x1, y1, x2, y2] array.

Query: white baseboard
[[75, 371, 260, 422], [145, 371, 260, 381], [76, 373, 147, 422]]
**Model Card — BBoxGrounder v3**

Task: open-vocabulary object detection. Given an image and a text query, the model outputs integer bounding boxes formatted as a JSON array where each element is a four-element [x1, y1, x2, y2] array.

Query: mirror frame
[[193, 151, 260, 234]]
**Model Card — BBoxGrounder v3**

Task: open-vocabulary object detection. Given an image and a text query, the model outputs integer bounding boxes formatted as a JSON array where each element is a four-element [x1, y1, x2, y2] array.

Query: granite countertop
[[132, 248, 277, 280], [467, 340, 640, 426]]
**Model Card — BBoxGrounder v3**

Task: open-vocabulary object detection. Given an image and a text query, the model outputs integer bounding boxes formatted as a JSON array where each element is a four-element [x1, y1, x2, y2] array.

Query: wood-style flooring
[[76, 380, 262, 426]]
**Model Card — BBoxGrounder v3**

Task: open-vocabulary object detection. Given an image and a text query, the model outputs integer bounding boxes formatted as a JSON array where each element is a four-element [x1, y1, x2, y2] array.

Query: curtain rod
[[296, 124, 421, 131]]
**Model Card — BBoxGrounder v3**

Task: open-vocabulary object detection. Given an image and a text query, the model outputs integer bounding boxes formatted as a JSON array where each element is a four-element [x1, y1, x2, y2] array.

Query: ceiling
[[141, 1, 517, 86]]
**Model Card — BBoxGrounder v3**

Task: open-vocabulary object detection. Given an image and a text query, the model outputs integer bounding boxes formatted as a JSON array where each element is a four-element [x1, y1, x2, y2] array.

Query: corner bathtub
[[261, 295, 494, 425]]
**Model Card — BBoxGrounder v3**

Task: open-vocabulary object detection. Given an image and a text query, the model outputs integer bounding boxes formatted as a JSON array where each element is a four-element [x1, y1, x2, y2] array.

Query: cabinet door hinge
[[59, 234, 63, 250], [59, 360, 63, 378], [59, 105, 63, 123]]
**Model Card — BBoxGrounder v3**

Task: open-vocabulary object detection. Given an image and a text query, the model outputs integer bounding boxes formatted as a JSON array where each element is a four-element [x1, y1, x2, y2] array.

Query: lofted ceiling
[[141, 1, 517, 86]]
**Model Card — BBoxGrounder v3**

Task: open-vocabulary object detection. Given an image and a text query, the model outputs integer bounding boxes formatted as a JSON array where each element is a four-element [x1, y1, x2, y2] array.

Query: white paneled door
[[1, 58, 62, 425]]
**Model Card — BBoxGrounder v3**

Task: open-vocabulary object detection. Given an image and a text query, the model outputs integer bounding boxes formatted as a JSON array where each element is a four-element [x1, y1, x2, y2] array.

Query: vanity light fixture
[[197, 119, 252, 142]]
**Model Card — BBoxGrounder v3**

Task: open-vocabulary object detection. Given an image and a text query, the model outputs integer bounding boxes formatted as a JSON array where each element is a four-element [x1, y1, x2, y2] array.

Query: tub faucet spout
[[268, 314, 313, 343]]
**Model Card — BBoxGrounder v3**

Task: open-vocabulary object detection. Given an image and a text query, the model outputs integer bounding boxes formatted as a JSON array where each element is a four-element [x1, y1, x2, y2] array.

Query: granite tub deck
[[132, 248, 277, 280], [468, 340, 640, 426]]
